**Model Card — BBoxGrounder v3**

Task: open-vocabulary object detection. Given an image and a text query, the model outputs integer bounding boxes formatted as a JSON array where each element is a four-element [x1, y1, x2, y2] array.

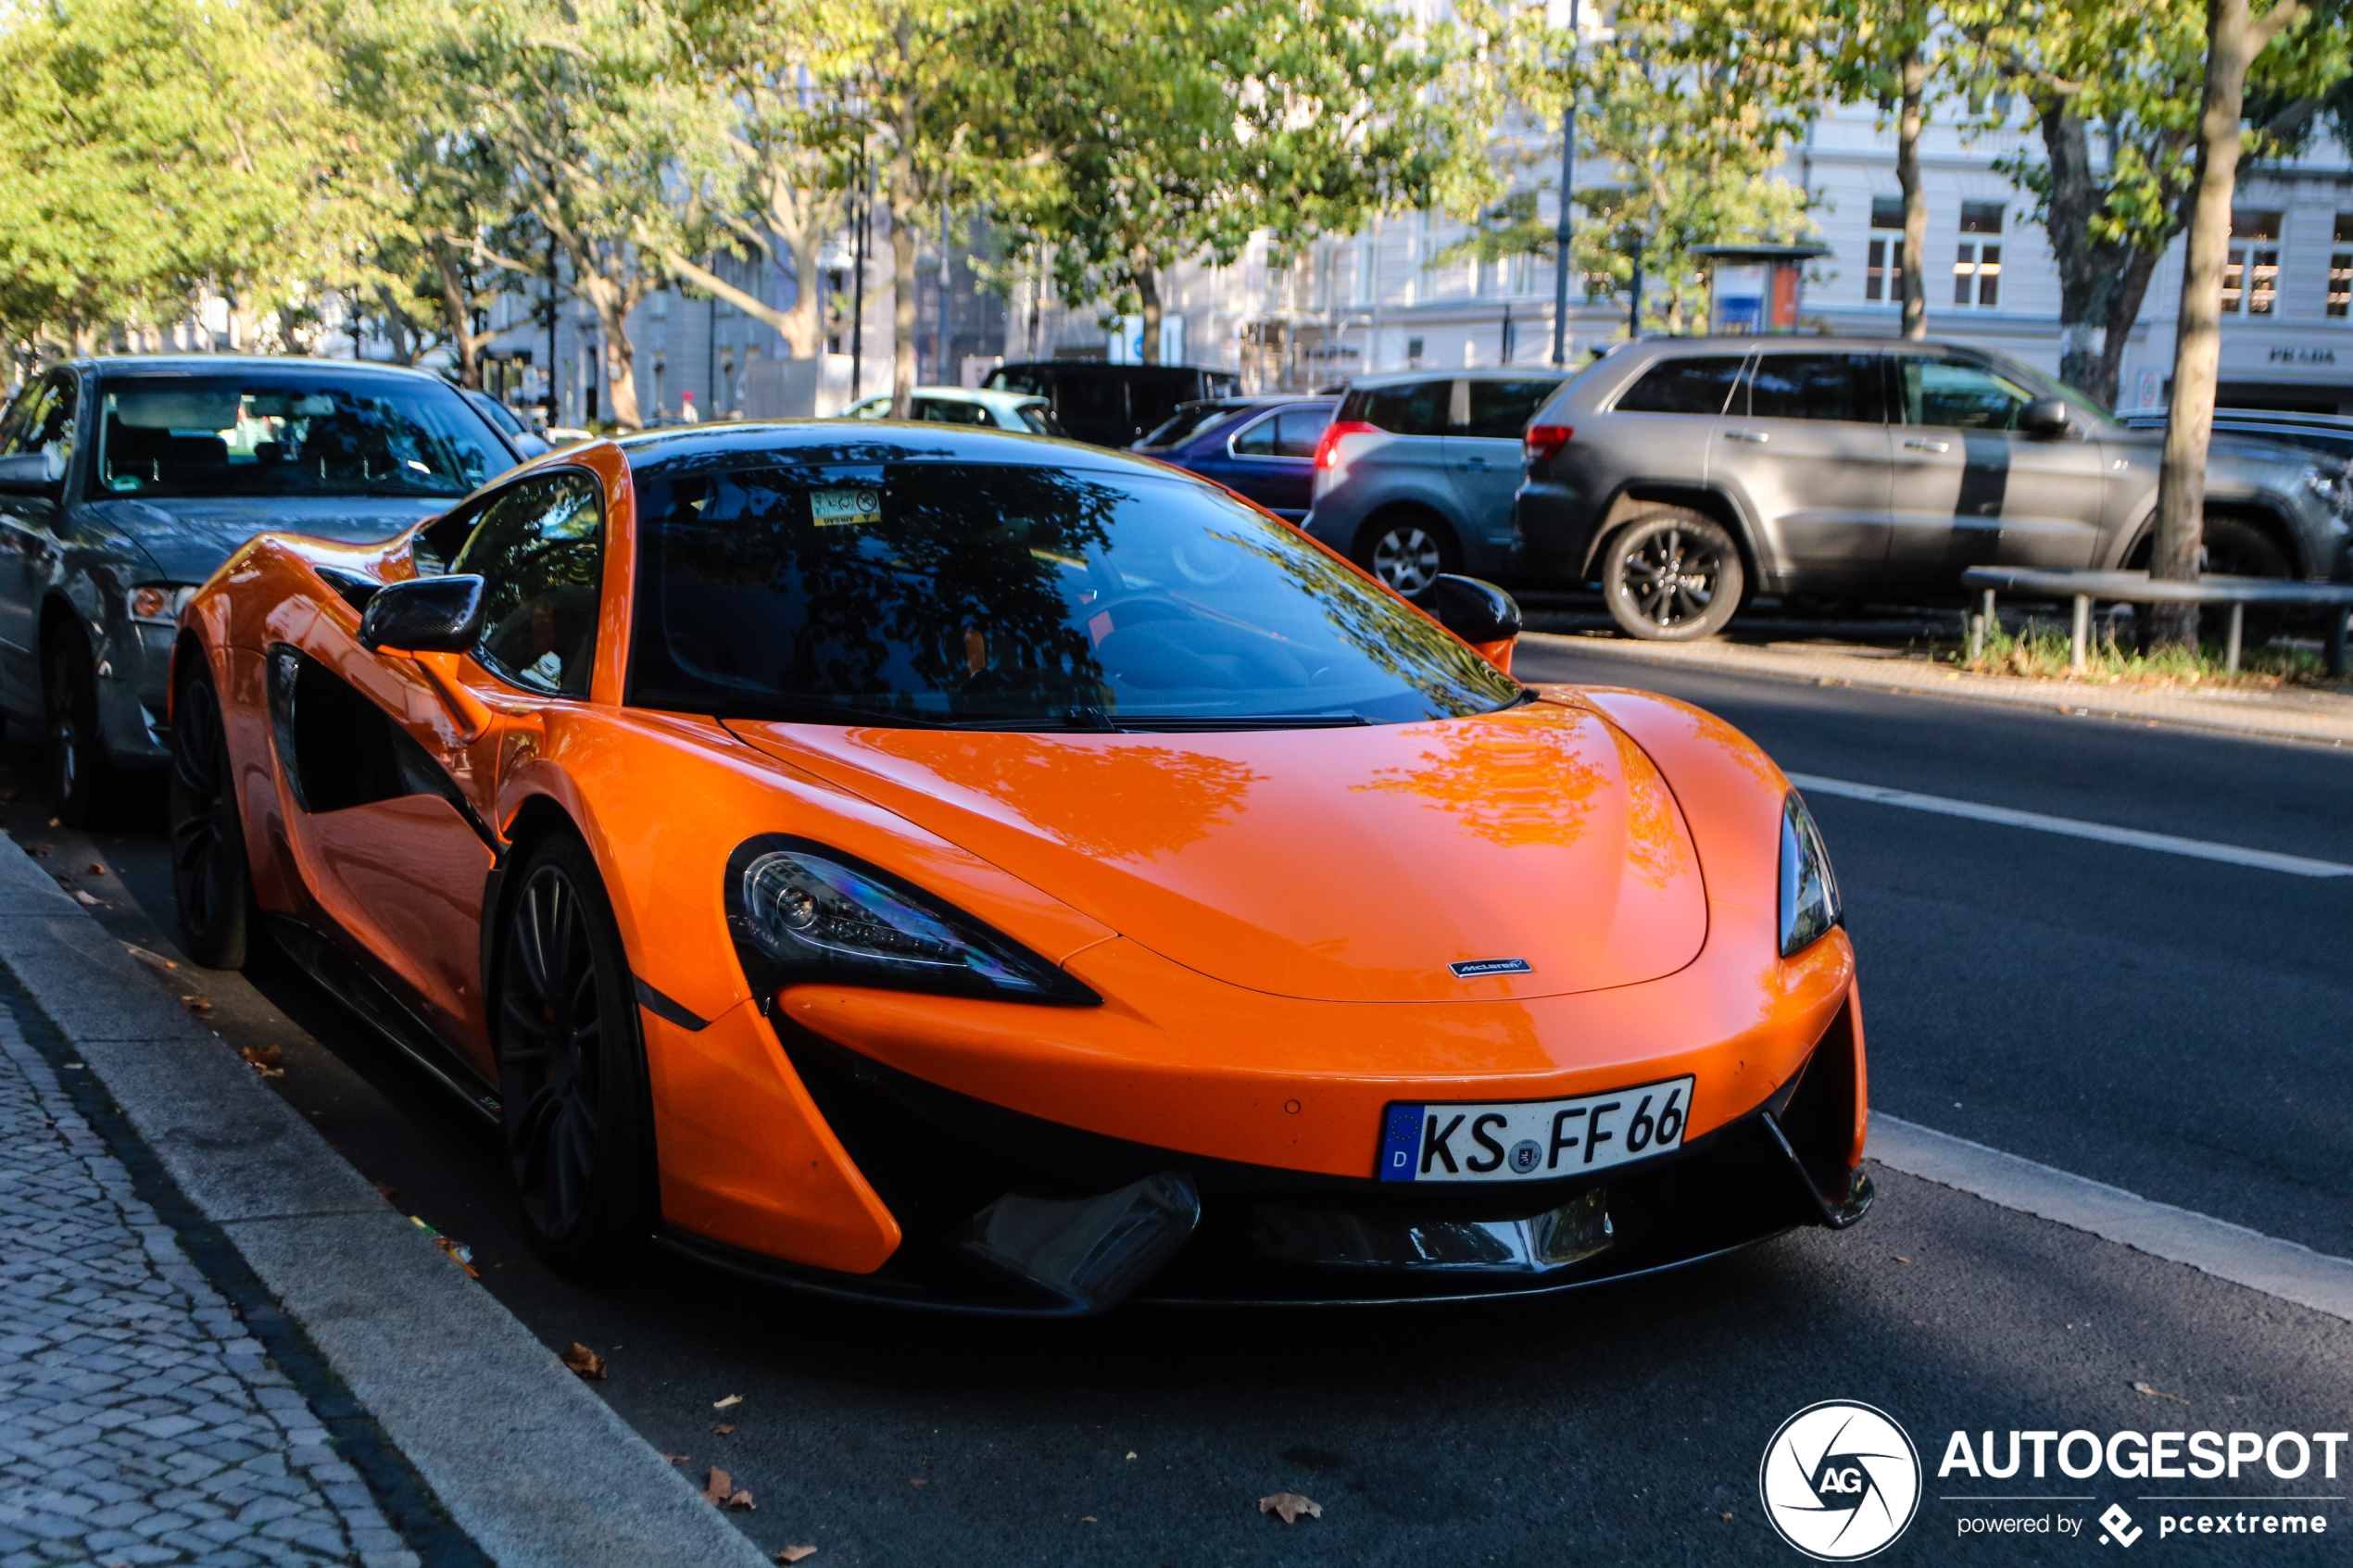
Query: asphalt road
[[11, 653, 2353, 1567]]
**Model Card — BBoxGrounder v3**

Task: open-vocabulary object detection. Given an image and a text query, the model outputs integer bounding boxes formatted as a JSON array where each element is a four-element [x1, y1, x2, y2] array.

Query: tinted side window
[[1232, 412, 1278, 455], [455, 470, 604, 696], [1274, 406, 1332, 457], [1357, 380, 1451, 436], [913, 397, 989, 425], [1895, 357, 2033, 430], [1743, 355, 1886, 423], [0, 374, 77, 462], [1463, 379, 1565, 439], [1614, 357, 1745, 416]]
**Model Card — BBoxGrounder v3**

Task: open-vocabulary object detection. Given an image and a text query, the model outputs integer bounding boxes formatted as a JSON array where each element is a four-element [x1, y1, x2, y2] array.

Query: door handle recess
[[1723, 429, 1768, 443], [1903, 437, 1951, 453]]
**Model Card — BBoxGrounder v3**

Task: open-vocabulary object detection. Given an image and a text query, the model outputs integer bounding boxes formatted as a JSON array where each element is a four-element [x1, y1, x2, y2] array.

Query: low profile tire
[[45, 634, 116, 828], [168, 659, 255, 971], [1353, 512, 1457, 597], [496, 834, 654, 1277], [1600, 508, 1746, 641]]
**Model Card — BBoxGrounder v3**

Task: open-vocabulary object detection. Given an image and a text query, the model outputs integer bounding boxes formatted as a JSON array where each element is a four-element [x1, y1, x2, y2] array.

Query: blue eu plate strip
[[1379, 1103, 1424, 1182]]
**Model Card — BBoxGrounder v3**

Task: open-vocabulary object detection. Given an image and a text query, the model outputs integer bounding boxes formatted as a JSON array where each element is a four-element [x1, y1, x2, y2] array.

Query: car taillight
[[1525, 424, 1573, 462], [1314, 420, 1378, 470]]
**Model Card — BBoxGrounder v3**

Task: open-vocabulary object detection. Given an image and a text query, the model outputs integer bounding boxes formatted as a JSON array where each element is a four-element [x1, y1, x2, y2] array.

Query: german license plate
[[1378, 1076, 1693, 1183]]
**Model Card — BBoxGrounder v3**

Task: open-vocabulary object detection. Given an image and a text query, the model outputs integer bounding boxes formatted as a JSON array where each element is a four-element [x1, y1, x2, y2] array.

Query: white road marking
[[1869, 1115, 2353, 1324], [1786, 772, 2353, 879]]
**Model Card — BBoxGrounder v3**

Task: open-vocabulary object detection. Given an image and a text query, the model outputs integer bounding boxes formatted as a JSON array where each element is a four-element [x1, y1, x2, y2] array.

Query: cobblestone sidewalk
[[0, 1015, 417, 1568]]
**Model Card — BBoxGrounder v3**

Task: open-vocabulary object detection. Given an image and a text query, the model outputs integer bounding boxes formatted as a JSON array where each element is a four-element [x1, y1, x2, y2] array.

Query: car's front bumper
[[653, 986, 1869, 1316]]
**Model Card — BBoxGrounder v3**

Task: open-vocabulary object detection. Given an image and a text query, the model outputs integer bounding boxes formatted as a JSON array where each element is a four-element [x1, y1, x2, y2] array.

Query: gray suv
[[0, 358, 517, 821], [1303, 368, 1572, 593], [1515, 337, 2353, 640]]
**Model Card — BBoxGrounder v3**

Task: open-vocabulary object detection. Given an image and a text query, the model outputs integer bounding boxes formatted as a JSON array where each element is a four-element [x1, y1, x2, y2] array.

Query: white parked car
[[842, 386, 1067, 437]]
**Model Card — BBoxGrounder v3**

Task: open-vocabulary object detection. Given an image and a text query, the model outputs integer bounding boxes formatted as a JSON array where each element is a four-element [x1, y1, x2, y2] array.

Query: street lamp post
[[1549, 0, 1579, 367]]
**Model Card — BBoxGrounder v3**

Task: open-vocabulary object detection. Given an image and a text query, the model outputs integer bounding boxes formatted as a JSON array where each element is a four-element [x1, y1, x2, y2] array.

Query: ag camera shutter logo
[[1759, 1400, 1921, 1560]]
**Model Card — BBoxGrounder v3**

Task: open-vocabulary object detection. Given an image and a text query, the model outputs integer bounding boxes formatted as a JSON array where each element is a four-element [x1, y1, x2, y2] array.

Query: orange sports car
[[167, 422, 1868, 1313]]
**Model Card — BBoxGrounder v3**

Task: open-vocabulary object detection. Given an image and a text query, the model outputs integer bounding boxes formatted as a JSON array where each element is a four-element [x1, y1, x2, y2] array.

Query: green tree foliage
[[1461, 0, 1826, 336], [0, 0, 366, 354], [1005, 0, 1478, 364]]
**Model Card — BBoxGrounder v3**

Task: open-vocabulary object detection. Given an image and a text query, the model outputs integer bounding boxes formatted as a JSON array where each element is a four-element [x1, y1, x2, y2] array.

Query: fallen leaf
[[713, 1394, 742, 1410], [181, 995, 214, 1013], [1258, 1492, 1322, 1524], [1079, 1515, 1098, 1524], [2133, 1380, 2190, 1406], [123, 945, 178, 970], [910, 1477, 927, 1486], [712, 1424, 736, 1436], [73, 890, 101, 907], [1125, 1451, 1137, 1461], [86, 862, 103, 874], [238, 1045, 284, 1078], [372, 1182, 398, 1199], [774, 1548, 817, 1563], [46, 816, 58, 827], [26, 842, 48, 856], [704, 1467, 755, 1510], [1721, 1512, 1735, 1522], [1893, 1256, 1911, 1263], [560, 1343, 608, 1380]]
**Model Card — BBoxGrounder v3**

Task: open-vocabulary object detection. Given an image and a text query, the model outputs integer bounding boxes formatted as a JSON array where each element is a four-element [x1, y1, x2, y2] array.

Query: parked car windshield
[[627, 459, 1522, 727], [1137, 402, 1244, 449], [93, 374, 509, 500]]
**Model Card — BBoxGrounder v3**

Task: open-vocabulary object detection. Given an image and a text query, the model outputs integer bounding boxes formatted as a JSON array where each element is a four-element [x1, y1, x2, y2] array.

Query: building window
[[1954, 202, 2004, 307], [2332, 216, 2353, 318], [2223, 211, 2281, 315], [1867, 196, 1905, 303]]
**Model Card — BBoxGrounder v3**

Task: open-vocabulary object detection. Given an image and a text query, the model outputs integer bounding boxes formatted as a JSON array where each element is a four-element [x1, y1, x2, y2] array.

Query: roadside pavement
[[0, 836, 770, 1568], [1526, 628, 2353, 746]]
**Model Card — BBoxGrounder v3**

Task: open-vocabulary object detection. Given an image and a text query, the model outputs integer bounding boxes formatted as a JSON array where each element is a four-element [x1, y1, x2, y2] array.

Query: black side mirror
[[1417, 573, 1522, 646], [358, 574, 485, 653], [0, 451, 63, 497], [2019, 396, 2073, 437]]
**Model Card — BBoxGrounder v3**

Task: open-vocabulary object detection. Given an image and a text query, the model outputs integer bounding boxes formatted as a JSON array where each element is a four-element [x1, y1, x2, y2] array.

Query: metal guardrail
[[1958, 568, 2353, 674]]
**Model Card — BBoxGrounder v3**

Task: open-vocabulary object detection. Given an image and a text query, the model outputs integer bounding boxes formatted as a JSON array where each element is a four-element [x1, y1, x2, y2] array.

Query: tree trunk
[[2097, 245, 2164, 410], [1896, 32, 1928, 340], [595, 293, 641, 430], [432, 242, 482, 390], [2042, 107, 2107, 396], [1136, 265, 1163, 365], [890, 186, 919, 418], [2149, 0, 2301, 646]]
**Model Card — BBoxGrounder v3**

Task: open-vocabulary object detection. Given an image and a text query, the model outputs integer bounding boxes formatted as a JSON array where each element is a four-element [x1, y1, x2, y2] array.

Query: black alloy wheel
[[496, 834, 653, 1275], [45, 635, 115, 827], [1355, 514, 1456, 597], [1602, 508, 1746, 642], [168, 661, 254, 970]]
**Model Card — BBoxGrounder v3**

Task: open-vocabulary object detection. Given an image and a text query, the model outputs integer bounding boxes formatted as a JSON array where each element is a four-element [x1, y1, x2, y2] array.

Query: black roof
[[617, 419, 1174, 481]]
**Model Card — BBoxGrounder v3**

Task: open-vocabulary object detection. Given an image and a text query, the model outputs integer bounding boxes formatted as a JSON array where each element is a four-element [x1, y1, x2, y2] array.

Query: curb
[[1520, 630, 2353, 747], [0, 838, 770, 1568]]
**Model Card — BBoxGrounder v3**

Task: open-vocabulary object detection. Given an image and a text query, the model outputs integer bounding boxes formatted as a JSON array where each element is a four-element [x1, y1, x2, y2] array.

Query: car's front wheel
[[168, 658, 256, 970], [45, 634, 115, 827], [1353, 512, 1457, 596], [1600, 508, 1745, 641], [495, 833, 654, 1277]]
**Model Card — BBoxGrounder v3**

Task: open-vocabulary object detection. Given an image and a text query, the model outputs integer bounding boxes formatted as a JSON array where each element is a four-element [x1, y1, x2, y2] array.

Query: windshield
[[94, 375, 509, 500], [627, 459, 1521, 728], [1138, 402, 1243, 449], [1013, 401, 1068, 438]]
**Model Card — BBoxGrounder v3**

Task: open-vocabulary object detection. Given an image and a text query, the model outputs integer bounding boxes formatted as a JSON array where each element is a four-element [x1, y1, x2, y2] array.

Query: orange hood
[[724, 700, 1707, 1004]]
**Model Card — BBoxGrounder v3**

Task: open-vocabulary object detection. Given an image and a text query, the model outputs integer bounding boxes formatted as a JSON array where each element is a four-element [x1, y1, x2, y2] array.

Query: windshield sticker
[[811, 487, 883, 527]]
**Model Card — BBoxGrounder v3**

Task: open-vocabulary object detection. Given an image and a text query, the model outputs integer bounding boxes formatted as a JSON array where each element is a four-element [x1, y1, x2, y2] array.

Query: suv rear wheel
[[1601, 508, 1745, 641], [1353, 513, 1456, 596]]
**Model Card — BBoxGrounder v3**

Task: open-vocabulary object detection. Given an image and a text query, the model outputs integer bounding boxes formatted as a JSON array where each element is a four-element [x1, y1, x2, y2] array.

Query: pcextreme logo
[[1759, 1400, 1923, 1561]]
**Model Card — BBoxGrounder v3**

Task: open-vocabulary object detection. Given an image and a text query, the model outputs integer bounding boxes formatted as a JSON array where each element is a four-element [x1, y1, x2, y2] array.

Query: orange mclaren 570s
[[166, 421, 1868, 1313]]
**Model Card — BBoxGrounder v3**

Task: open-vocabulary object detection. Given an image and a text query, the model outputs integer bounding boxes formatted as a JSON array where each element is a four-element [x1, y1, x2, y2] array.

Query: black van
[[984, 362, 1242, 447]]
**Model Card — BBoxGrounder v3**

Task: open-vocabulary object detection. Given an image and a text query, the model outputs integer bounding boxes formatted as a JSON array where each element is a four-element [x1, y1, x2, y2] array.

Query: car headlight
[[128, 583, 198, 625], [724, 835, 1096, 1005], [1779, 790, 1842, 958]]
